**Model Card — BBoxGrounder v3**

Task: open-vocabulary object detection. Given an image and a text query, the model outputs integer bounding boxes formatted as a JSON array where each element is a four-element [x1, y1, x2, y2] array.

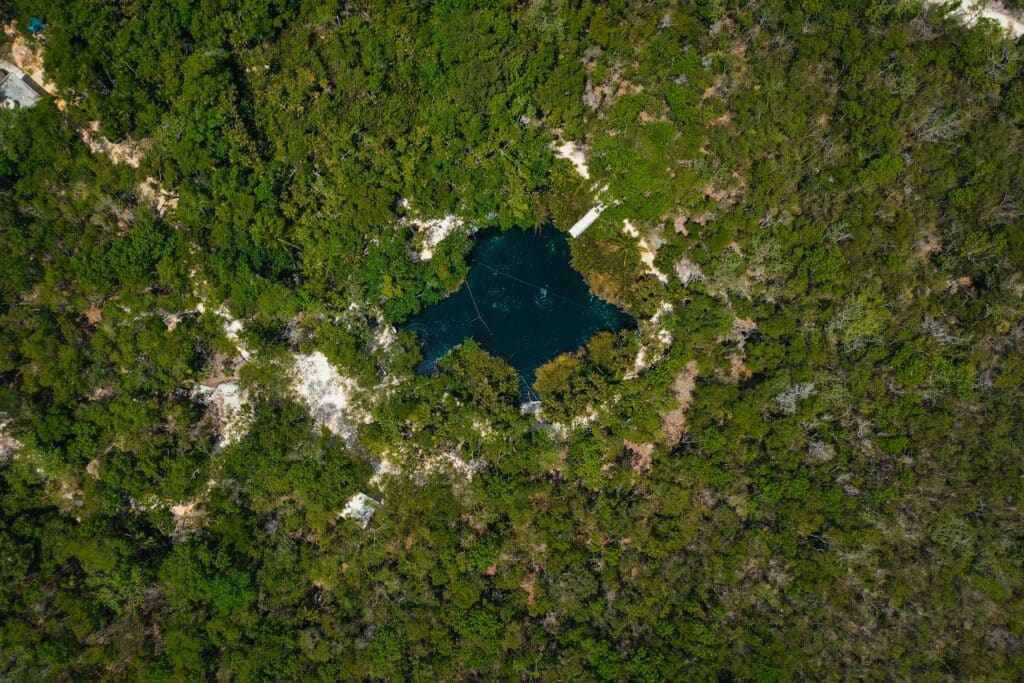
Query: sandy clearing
[[138, 177, 179, 215], [370, 456, 399, 485], [925, 0, 1024, 36], [80, 121, 149, 168], [409, 214, 464, 261], [168, 479, 219, 539], [192, 382, 250, 450], [624, 440, 655, 474], [213, 383, 249, 448], [623, 220, 668, 283], [423, 447, 484, 479], [290, 351, 371, 444], [625, 302, 674, 380], [3, 23, 58, 98], [552, 139, 590, 179], [371, 323, 397, 352], [191, 304, 253, 447], [199, 304, 250, 360]]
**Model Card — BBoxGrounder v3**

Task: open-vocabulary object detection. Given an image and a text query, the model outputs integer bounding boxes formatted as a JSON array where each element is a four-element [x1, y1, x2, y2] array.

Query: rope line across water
[[476, 262, 590, 310]]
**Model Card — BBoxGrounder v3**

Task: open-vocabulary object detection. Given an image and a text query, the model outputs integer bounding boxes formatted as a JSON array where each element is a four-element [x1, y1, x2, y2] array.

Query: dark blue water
[[405, 224, 634, 393]]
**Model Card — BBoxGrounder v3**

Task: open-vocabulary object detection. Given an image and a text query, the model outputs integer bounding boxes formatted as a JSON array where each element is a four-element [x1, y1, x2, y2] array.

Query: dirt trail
[[662, 361, 700, 446]]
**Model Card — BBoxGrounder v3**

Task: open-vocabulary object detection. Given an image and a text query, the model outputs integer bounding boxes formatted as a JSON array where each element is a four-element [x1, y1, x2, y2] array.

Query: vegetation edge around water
[[1, 1, 1023, 679]]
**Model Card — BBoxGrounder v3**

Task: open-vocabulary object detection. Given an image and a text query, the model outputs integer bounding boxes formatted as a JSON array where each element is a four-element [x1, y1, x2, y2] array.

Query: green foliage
[[1, 1, 1023, 680]]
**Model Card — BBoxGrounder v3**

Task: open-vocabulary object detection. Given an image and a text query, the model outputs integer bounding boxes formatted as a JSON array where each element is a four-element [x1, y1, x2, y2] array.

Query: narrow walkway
[[569, 203, 607, 238]]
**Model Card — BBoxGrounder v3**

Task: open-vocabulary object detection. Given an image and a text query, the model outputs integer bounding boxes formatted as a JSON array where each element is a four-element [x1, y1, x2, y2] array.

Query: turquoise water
[[405, 224, 634, 394]]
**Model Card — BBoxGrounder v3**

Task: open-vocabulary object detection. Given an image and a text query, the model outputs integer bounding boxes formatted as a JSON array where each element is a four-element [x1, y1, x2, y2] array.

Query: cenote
[[405, 223, 635, 395]]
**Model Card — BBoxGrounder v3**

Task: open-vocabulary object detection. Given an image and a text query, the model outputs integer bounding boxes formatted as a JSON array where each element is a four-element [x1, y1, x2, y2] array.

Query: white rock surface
[[410, 215, 464, 261], [138, 177, 179, 215], [290, 352, 370, 443], [79, 121, 148, 167], [370, 456, 399, 486], [675, 257, 704, 286], [192, 382, 250, 450], [0, 419, 20, 461], [372, 323, 397, 351], [552, 139, 591, 179], [924, 0, 1024, 37], [623, 220, 669, 283], [625, 302, 674, 380], [340, 492, 378, 527]]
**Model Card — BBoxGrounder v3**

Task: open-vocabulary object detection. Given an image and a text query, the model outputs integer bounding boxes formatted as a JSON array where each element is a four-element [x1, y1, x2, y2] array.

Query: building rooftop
[[0, 60, 44, 109]]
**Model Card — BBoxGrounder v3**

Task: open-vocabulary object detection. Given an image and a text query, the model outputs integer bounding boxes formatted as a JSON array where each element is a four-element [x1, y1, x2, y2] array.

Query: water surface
[[406, 224, 634, 394]]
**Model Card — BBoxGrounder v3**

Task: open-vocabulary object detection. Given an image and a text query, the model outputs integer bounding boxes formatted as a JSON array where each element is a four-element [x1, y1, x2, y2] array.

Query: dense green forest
[[1, 0, 1023, 679]]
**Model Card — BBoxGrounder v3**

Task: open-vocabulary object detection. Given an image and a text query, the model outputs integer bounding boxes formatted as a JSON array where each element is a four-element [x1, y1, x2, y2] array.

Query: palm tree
[[601, 230, 640, 270]]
